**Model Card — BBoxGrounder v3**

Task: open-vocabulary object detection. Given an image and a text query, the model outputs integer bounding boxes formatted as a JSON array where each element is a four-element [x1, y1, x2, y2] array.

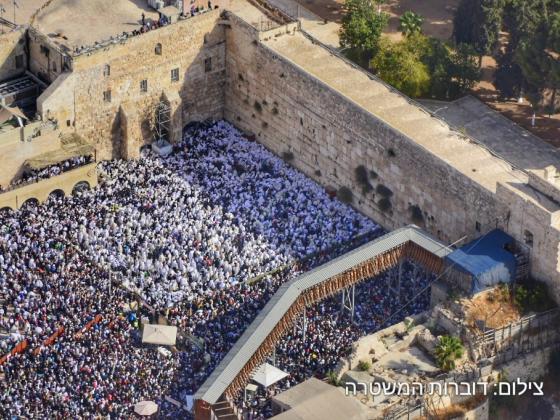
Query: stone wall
[[28, 27, 68, 84], [0, 125, 59, 187], [38, 10, 227, 159], [0, 29, 27, 82], [224, 17, 507, 246]]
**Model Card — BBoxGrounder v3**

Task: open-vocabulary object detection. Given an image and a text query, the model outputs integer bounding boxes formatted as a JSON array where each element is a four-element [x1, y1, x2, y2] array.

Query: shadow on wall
[[115, 17, 226, 158], [0, 31, 27, 82]]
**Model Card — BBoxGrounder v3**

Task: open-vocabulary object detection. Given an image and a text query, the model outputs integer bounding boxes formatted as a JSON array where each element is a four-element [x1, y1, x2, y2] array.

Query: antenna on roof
[[12, 0, 18, 25]]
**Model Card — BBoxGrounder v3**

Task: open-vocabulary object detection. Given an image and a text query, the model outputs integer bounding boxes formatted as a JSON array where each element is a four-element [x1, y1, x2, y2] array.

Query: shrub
[[376, 184, 393, 198], [362, 183, 373, 194], [282, 151, 294, 162], [326, 371, 341, 386], [337, 186, 353, 203], [357, 359, 371, 371], [513, 281, 554, 314], [272, 107, 279, 115], [404, 318, 414, 333], [409, 204, 424, 224], [314, 169, 322, 177], [435, 335, 464, 371], [377, 197, 391, 212], [387, 148, 396, 157], [254, 100, 263, 113], [369, 170, 378, 179], [355, 165, 369, 185]]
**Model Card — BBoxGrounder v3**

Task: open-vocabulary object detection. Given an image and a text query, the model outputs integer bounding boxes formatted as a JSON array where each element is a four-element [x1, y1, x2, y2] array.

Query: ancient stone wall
[[27, 27, 68, 84], [224, 17, 507, 246], [0, 29, 27, 82], [0, 125, 60, 187], [38, 10, 226, 159]]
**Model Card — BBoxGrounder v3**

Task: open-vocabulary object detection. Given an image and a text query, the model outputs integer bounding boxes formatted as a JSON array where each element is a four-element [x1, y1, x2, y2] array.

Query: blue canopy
[[445, 229, 517, 293]]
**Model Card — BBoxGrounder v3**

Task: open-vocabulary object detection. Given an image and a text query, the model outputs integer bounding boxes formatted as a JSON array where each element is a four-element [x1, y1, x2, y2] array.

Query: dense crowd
[[235, 262, 433, 418], [0, 121, 400, 417]]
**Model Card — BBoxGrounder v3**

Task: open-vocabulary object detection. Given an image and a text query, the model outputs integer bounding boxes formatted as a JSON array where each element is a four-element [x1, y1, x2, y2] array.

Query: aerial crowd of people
[[0, 120, 434, 418]]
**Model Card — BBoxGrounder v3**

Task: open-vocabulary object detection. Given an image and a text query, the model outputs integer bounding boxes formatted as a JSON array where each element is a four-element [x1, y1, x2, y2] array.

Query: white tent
[[252, 363, 288, 388], [134, 400, 158, 416], [142, 324, 177, 346]]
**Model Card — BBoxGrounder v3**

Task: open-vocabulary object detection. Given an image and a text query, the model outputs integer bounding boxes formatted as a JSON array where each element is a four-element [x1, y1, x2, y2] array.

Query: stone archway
[[21, 198, 39, 209], [72, 181, 90, 196], [48, 189, 65, 201]]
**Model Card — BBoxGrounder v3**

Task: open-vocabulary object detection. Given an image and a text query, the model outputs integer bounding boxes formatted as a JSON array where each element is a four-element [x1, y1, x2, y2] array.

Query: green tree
[[399, 11, 424, 37], [495, 0, 550, 101], [516, 16, 560, 116], [453, 0, 504, 65], [449, 43, 482, 94], [370, 35, 431, 97], [340, 0, 389, 65], [435, 336, 464, 371], [421, 38, 480, 98]]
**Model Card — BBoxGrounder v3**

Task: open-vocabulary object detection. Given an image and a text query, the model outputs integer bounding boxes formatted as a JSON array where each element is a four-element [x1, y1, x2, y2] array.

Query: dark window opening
[[204, 57, 212, 73], [103, 90, 111, 103], [171, 68, 179, 82], [155, 43, 162, 55], [524, 230, 534, 247], [140, 79, 148, 93], [103, 65, 110, 76], [15, 54, 24, 69]]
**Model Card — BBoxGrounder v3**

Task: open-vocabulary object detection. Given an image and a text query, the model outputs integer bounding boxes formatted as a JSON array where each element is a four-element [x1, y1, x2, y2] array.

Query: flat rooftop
[[421, 96, 560, 174], [32, 0, 161, 49], [31, 0, 268, 51]]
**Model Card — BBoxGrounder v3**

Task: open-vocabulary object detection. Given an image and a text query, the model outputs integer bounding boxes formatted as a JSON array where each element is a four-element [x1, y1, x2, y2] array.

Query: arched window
[[155, 43, 162, 55]]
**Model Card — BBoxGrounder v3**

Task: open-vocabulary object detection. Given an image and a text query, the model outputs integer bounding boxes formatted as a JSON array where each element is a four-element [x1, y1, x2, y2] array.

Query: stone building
[[0, 0, 559, 300]]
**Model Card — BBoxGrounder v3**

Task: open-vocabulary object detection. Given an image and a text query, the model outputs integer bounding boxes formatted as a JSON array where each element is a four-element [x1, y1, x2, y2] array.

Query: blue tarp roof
[[445, 229, 517, 293]]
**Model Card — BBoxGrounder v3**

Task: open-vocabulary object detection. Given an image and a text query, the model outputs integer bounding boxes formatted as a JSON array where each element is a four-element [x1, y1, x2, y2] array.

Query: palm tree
[[435, 336, 464, 371], [399, 11, 424, 37]]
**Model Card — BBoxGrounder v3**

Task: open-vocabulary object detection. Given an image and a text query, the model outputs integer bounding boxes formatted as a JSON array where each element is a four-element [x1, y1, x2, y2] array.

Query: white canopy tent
[[251, 363, 288, 388], [134, 400, 158, 416], [142, 324, 177, 346]]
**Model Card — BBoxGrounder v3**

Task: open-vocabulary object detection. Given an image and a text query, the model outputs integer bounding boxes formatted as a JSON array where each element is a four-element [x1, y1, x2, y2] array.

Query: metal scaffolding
[[154, 101, 171, 142]]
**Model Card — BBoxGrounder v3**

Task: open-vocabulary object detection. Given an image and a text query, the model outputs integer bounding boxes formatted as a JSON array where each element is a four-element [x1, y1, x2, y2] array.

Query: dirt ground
[[294, 0, 458, 40], [472, 55, 560, 146], [463, 289, 521, 331]]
